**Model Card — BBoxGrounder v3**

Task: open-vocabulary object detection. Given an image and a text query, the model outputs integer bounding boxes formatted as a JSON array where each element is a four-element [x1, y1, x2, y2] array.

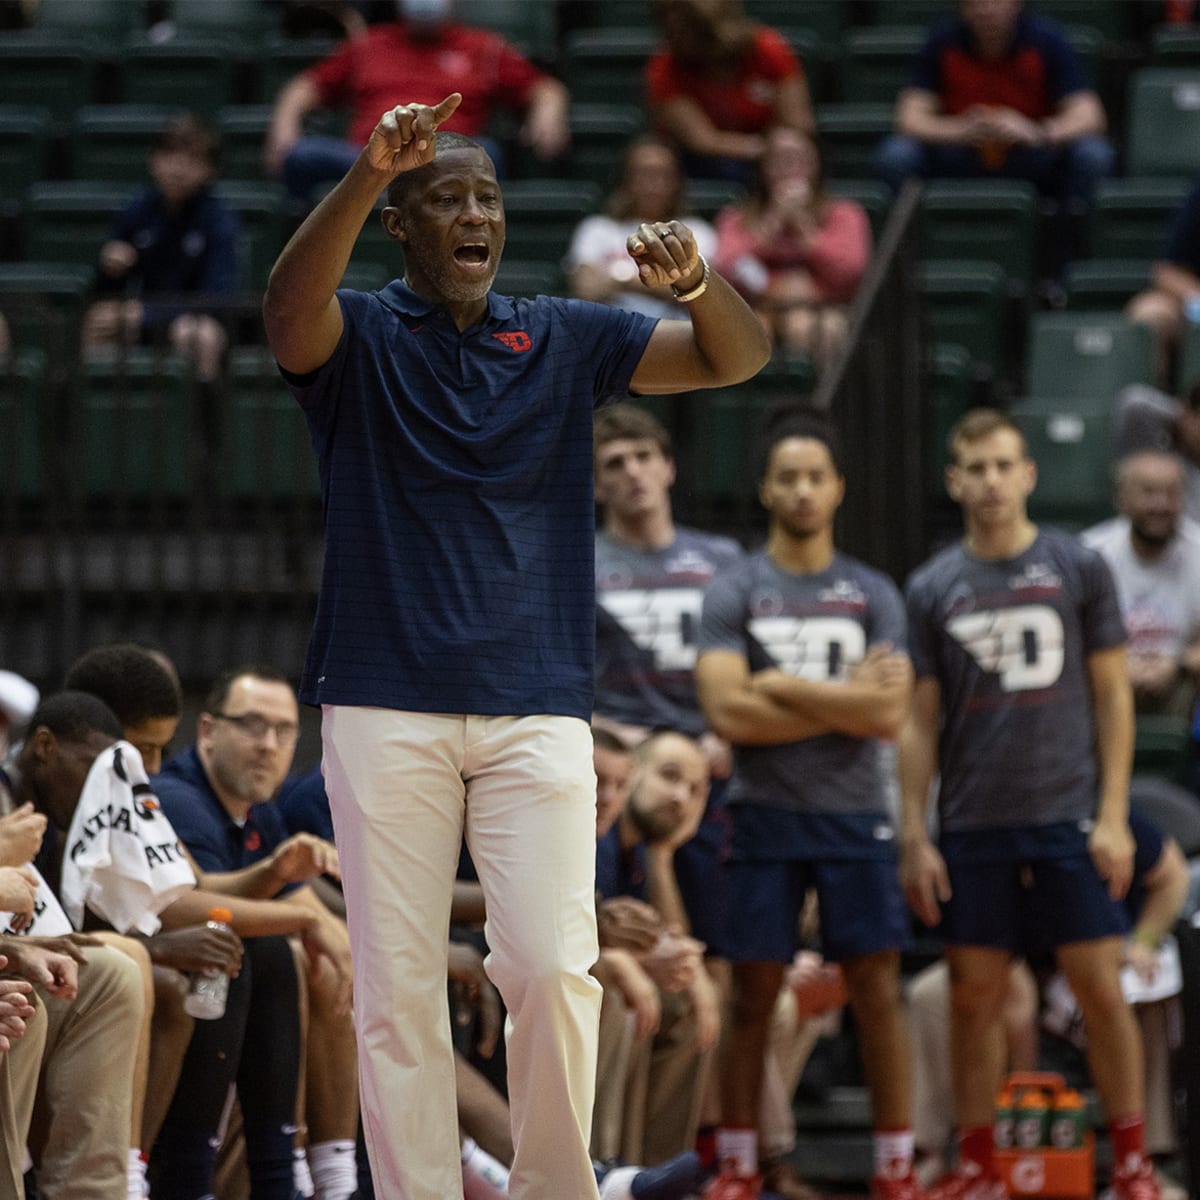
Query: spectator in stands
[[714, 128, 871, 364], [1127, 175, 1200, 386], [64, 641, 183, 774], [1116, 381, 1200, 528], [0, 669, 38, 758], [81, 114, 239, 384], [594, 729, 720, 1168], [645, 0, 812, 187], [900, 407, 1158, 1200], [568, 136, 719, 323], [150, 665, 353, 1200], [0, 691, 149, 1200], [264, 0, 569, 204], [696, 413, 917, 1200], [1083, 451, 1200, 718], [873, 1, 1113, 218], [594, 725, 636, 842]]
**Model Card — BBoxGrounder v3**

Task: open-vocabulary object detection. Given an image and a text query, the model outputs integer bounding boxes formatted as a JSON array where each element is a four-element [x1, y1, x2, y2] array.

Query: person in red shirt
[[645, 0, 813, 187], [265, 0, 569, 205]]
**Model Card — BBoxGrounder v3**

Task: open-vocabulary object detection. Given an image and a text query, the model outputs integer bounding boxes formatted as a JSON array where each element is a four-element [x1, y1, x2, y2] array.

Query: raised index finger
[[431, 93, 463, 127]]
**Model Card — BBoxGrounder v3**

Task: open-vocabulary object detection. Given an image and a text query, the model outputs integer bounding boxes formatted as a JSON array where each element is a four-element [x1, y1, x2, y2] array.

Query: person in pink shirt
[[713, 129, 871, 363], [645, 0, 813, 187], [265, 0, 569, 205]]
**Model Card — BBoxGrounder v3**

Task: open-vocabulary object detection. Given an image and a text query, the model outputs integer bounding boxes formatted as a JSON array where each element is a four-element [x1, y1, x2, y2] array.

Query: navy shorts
[[674, 778, 731, 958], [940, 852, 1129, 956], [727, 855, 910, 964]]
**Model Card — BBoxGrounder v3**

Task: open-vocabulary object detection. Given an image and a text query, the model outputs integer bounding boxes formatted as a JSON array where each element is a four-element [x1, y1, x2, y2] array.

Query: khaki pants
[[29, 945, 145, 1200], [323, 708, 603, 1200], [0, 1000, 47, 1200]]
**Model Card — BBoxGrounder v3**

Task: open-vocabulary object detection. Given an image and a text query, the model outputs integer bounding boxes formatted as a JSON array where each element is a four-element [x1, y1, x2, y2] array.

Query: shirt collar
[[376, 279, 516, 325]]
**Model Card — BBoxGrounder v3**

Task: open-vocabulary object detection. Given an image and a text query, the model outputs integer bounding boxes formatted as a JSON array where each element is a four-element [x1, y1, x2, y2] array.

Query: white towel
[[0, 864, 72, 937], [60, 741, 196, 935]]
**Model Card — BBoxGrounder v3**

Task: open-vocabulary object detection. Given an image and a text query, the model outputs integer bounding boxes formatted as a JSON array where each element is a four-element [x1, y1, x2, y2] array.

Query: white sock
[[874, 1129, 915, 1180], [714, 1127, 758, 1178], [309, 1140, 357, 1200], [292, 1146, 315, 1198], [599, 1165, 640, 1200], [127, 1148, 148, 1200], [461, 1137, 510, 1199]]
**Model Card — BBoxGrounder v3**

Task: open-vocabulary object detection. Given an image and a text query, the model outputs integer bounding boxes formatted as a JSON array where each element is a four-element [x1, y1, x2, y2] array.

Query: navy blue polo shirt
[[284, 281, 657, 719], [911, 12, 1088, 118], [155, 746, 290, 874], [277, 768, 334, 843]]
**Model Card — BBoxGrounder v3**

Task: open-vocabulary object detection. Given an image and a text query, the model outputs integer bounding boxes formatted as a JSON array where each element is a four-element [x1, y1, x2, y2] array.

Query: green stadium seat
[[1133, 714, 1192, 782], [687, 179, 747, 221], [1031, 1, 1128, 42], [217, 105, 273, 181], [77, 350, 195, 499], [869, 0, 953, 24], [223, 348, 320, 500], [826, 178, 892, 238], [1063, 259, 1152, 311], [568, 103, 647, 190], [0, 107, 51, 208], [501, 179, 604, 266], [492, 259, 564, 298], [746, 0, 844, 43], [168, 0, 274, 44], [0, 350, 48, 501], [840, 27, 924, 104], [1126, 69, 1200, 179], [456, 0, 556, 61], [921, 260, 1007, 382], [339, 262, 392, 292], [1025, 312, 1154, 412], [32, 0, 143, 39], [594, 0, 653, 27], [927, 341, 973, 495], [258, 34, 339, 105], [213, 181, 287, 291], [1150, 24, 1200, 66], [118, 35, 239, 115], [1176, 320, 1200, 393], [0, 37, 101, 125], [1090, 178, 1191, 260], [1012, 405, 1114, 529], [71, 105, 178, 182], [562, 28, 658, 105], [815, 103, 894, 180], [922, 179, 1039, 293], [0, 262, 94, 362], [24, 181, 137, 266]]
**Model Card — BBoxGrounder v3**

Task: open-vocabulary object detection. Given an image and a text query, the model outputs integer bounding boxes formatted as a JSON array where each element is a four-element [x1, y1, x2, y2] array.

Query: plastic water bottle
[[184, 906, 234, 1019]]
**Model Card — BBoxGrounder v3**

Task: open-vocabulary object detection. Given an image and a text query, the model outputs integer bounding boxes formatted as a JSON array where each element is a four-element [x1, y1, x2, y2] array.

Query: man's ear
[[381, 206, 406, 243], [28, 727, 55, 765]]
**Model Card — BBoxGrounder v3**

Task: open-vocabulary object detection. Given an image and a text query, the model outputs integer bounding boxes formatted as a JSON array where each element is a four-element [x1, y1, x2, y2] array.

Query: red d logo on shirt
[[492, 331, 532, 352], [245, 829, 261, 852]]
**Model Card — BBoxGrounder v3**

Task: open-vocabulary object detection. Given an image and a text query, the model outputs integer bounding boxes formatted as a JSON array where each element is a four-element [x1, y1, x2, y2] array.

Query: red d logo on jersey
[[492, 331, 532, 352]]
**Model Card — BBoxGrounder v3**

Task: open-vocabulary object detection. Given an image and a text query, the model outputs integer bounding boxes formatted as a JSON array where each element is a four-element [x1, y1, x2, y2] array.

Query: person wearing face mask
[[264, 0, 570, 207]]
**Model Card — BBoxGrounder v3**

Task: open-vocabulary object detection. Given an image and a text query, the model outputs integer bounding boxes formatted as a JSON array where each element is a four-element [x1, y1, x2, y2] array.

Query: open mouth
[[453, 243, 490, 268]]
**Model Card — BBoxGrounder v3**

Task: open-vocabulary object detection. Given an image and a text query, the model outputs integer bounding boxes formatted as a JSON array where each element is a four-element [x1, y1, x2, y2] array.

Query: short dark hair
[[156, 113, 220, 168], [28, 691, 123, 744], [65, 642, 183, 727], [385, 132, 490, 209], [755, 408, 843, 481], [594, 404, 673, 459], [947, 407, 1026, 465], [203, 665, 293, 714]]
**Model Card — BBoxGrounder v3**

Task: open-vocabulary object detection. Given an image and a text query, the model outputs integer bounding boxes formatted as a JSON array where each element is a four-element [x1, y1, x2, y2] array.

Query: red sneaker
[[702, 1170, 762, 1200], [924, 1165, 1007, 1200], [871, 1172, 923, 1200], [1112, 1158, 1161, 1200]]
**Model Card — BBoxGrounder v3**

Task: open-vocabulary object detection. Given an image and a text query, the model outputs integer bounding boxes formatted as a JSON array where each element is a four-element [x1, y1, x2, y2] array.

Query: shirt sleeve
[[908, 27, 944, 93], [1079, 543, 1128, 655], [805, 200, 872, 304], [644, 50, 679, 107], [304, 40, 355, 109], [753, 25, 802, 83], [698, 569, 748, 655], [1038, 20, 1089, 101], [154, 783, 229, 874], [197, 200, 242, 294], [868, 574, 908, 654], [904, 571, 940, 680], [557, 298, 657, 405]]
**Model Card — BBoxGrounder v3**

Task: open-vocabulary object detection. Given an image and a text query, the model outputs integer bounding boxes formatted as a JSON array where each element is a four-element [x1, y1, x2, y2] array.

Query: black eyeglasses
[[210, 712, 300, 746]]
